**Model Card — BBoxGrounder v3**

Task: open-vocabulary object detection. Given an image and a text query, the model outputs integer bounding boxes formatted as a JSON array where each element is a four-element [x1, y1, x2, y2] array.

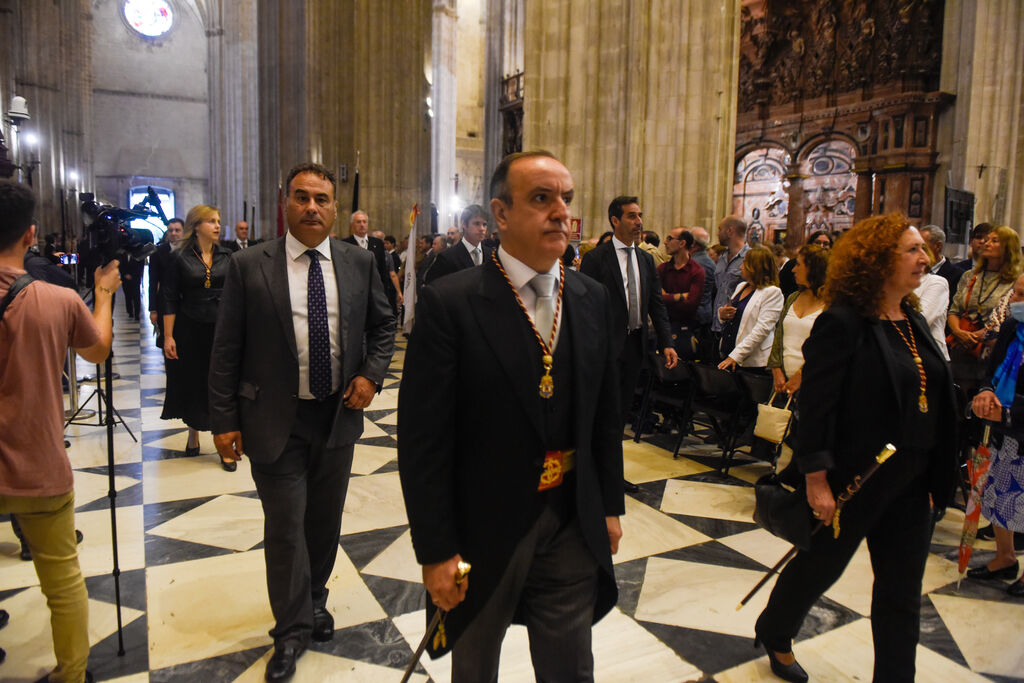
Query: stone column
[[939, 0, 1024, 234], [523, 0, 739, 237], [785, 165, 806, 246], [432, 0, 458, 229], [204, 0, 261, 237], [854, 171, 873, 224]]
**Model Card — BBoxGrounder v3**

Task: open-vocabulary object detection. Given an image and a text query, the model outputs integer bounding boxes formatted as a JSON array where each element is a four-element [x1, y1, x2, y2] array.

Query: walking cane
[[737, 443, 896, 610], [400, 561, 471, 683]]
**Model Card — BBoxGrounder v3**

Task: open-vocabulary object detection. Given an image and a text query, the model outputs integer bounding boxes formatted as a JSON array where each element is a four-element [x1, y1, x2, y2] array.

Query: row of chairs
[[631, 355, 776, 474]]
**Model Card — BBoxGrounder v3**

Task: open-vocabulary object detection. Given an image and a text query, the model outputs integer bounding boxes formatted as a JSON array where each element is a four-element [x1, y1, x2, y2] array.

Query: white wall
[[90, 0, 210, 219]]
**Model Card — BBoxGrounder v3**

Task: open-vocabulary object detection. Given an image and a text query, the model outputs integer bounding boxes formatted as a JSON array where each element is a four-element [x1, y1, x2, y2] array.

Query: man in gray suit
[[209, 162, 395, 681]]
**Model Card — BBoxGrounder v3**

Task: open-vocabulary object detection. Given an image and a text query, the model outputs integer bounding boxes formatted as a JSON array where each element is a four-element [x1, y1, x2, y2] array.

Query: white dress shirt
[[461, 237, 483, 265], [285, 231, 342, 399], [611, 235, 642, 298], [498, 246, 563, 350], [355, 235, 368, 249]]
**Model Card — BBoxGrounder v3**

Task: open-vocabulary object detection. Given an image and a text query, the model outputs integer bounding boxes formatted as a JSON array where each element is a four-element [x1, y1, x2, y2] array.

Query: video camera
[[79, 187, 165, 269]]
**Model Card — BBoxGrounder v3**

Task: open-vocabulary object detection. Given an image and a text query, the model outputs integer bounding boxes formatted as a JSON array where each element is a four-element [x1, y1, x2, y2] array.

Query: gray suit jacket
[[208, 236, 396, 464]]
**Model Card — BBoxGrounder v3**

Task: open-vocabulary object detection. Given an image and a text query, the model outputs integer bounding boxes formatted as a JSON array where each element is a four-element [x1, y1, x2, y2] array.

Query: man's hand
[[806, 471, 835, 526], [423, 554, 469, 611], [396, 291, 404, 306], [663, 347, 679, 369], [164, 337, 177, 360], [972, 389, 1003, 422], [150, 312, 158, 326], [343, 376, 377, 410], [718, 357, 738, 371], [606, 516, 623, 555], [214, 431, 244, 462], [94, 260, 122, 295]]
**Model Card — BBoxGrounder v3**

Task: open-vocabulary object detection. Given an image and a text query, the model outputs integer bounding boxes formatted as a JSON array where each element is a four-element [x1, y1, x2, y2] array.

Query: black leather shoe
[[623, 479, 640, 493], [966, 560, 1019, 581], [219, 456, 237, 473], [1008, 579, 1024, 597], [265, 644, 306, 681], [755, 637, 808, 683], [976, 523, 995, 540], [312, 607, 334, 642]]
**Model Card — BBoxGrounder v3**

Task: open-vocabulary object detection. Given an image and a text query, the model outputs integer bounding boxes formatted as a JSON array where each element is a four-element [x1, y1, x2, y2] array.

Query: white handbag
[[753, 390, 793, 445]]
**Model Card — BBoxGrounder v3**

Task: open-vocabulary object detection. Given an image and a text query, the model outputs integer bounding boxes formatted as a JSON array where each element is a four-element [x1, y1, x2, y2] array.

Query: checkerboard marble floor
[[2, 307, 1023, 682]]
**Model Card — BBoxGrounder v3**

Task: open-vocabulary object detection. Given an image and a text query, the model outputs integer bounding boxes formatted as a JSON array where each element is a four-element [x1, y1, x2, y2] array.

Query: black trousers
[[122, 279, 141, 318], [250, 395, 354, 648], [452, 498, 599, 683], [756, 478, 933, 682], [618, 330, 644, 424]]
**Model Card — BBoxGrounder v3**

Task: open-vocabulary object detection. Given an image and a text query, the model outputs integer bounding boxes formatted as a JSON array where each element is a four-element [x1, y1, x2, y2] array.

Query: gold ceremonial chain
[[885, 316, 927, 413], [193, 246, 212, 288], [492, 251, 565, 399]]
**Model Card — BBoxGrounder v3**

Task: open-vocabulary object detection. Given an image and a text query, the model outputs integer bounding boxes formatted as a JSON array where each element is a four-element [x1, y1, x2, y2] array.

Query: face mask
[[1010, 301, 1024, 323]]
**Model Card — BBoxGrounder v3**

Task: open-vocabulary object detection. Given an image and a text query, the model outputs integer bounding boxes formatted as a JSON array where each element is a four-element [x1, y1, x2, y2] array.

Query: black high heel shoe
[[219, 456, 237, 472], [184, 445, 201, 457], [754, 637, 808, 683]]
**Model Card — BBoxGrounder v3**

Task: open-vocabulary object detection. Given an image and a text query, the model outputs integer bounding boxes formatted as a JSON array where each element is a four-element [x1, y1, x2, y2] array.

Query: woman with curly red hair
[[754, 214, 959, 682]]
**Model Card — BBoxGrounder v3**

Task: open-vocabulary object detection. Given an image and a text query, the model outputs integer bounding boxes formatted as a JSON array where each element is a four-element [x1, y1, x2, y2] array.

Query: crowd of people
[[3, 148, 1024, 683]]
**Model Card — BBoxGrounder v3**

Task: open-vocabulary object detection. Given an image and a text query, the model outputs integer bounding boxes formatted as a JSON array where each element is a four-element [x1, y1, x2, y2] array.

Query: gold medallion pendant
[[539, 354, 554, 398]]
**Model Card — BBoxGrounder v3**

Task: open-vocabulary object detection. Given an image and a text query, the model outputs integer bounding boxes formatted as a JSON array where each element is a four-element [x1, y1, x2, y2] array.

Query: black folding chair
[[688, 363, 747, 471], [632, 355, 694, 446]]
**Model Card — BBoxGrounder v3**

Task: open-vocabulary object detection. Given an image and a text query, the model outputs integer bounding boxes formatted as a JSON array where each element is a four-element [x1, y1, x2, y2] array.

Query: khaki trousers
[[1, 491, 90, 683]]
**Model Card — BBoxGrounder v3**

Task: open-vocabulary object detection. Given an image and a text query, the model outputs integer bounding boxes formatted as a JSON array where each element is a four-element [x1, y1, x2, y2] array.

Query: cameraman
[[0, 180, 119, 683]]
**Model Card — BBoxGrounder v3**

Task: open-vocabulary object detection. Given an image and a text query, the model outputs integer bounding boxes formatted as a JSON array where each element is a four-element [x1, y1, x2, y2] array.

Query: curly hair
[[824, 213, 917, 316], [744, 245, 779, 288], [974, 224, 1022, 283], [797, 244, 829, 296]]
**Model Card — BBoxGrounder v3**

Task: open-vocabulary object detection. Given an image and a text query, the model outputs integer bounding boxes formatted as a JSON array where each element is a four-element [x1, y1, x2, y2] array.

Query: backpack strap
[[0, 274, 36, 323]]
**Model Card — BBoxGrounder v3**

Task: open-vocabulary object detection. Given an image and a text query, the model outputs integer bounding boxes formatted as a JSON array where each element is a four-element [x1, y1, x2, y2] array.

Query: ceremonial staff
[[401, 561, 471, 683], [737, 443, 896, 610]]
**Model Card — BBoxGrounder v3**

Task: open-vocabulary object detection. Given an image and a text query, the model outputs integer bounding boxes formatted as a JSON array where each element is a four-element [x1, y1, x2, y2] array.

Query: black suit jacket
[[579, 240, 673, 355], [796, 304, 959, 510], [398, 259, 624, 656], [342, 235, 390, 290], [423, 241, 493, 285], [208, 237, 395, 464], [935, 258, 964, 301]]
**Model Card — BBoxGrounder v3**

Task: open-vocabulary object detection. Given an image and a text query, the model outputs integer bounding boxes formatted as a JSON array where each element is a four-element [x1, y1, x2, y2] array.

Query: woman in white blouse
[[718, 246, 785, 370], [767, 244, 830, 394], [915, 243, 951, 361]]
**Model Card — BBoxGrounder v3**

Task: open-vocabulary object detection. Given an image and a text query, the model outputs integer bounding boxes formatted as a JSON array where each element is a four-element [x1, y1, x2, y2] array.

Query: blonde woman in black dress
[[161, 204, 235, 470]]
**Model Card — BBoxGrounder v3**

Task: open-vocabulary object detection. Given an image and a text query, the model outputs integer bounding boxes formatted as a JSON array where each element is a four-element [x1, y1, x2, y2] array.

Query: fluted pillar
[[940, 0, 1024, 234], [204, 0, 261, 237], [432, 0, 458, 228], [523, 0, 739, 237]]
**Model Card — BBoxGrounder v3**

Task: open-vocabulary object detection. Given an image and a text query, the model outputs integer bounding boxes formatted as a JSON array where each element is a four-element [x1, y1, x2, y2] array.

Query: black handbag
[[753, 471, 814, 551]]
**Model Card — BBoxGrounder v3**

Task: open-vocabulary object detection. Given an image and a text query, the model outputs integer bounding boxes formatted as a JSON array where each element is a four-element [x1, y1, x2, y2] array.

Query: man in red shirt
[[0, 180, 120, 683], [658, 227, 706, 356]]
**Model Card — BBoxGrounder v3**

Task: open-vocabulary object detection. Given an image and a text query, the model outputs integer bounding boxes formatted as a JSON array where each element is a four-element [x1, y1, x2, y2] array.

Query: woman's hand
[[164, 337, 178, 360], [772, 368, 787, 393], [783, 370, 802, 395], [718, 357, 738, 371], [805, 471, 836, 526], [972, 389, 1003, 421], [719, 304, 737, 321]]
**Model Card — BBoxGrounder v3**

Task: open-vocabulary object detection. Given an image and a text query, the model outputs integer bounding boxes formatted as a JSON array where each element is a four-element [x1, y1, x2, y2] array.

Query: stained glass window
[[123, 0, 174, 38]]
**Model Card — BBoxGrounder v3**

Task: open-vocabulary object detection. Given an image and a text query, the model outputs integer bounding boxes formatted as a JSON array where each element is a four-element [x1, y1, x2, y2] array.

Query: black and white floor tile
[[2, 306, 1023, 682]]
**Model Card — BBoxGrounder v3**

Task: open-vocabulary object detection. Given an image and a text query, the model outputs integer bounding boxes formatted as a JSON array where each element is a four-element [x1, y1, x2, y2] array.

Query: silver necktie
[[472, 247, 482, 266], [625, 246, 641, 330], [529, 273, 556, 341]]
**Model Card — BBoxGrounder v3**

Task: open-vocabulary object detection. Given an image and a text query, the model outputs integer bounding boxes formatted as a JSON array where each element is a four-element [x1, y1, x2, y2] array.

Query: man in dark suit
[[580, 195, 677, 491], [424, 204, 492, 285], [222, 220, 259, 252], [343, 211, 403, 311], [920, 224, 965, 300], [209, 163, 395, 681], [399, 151, 624, 681], [148, 217, 183, 347]]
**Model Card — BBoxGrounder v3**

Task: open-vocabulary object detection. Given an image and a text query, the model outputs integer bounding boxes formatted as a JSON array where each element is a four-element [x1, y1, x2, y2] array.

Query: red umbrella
[[958, 424, 993, 588]]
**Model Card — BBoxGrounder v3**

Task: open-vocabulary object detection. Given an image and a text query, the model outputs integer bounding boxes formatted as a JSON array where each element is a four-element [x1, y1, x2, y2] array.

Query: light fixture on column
[[7, 95, 30, 127]]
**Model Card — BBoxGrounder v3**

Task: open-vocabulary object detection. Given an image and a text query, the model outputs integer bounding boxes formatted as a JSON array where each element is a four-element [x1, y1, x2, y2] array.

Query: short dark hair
[[807, 230, 832, 247], [971, 222, 993, 240], [489, 150, 558, 204], [285, 162, 337, 197], [676, 230, 694, 249], [383, 235, 396, 247], [597, 230, 614, 245], [608, 196, 639, 226], [167, 217, 184, 228], [0, 181, 36, 251], [460, 204, 488, 227], [642, 230, 660, 247]]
